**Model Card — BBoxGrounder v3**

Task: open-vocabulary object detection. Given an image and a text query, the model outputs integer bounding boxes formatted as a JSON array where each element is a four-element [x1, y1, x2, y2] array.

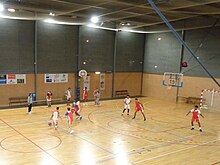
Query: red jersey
[[136, 101, 143, 111], [65, 111, 74, 124], [83, 90, 88, 100], [191, 109, 200, 118], [190, 109, 201, 122], [47, 92, 52, 99]]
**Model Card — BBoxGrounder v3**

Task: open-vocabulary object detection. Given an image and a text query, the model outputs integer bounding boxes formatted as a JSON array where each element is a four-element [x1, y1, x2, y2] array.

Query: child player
[[46, 91, 52, 107], [186, 105, 204, 132], [132, 98, 146, 121], [121, 95, 131, 115], [83, 87, 89, 106], [65, 107, 74, 133], [65, 87, 71, 106], [51, 107, 61, 129], [72, 98, 82, 120]]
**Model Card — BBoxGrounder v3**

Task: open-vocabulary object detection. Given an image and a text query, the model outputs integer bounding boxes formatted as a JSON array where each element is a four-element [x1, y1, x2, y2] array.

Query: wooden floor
[[0, 97, 220, 165]]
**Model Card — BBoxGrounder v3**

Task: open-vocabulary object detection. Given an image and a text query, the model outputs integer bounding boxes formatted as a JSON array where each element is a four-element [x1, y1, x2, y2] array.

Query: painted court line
[[133, 138, 220, 164], [58, 126, 114, 155], [0, 118, 64, 165], [98, 134, 194, 163]]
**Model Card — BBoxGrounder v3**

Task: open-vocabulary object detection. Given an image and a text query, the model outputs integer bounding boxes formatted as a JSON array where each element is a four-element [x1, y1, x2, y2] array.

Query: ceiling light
[[90, 16, 99, 23], [44, 18, 56, 24], [95, 72, 100, 74], [8, 8, 15, 12], [49, 12, 55, 16], [158, 37, 161, 40], [154, 65, 158, 68], [83, 61, 86, 65], [0, 4, 4, 12], [86, 40, 89, 43]]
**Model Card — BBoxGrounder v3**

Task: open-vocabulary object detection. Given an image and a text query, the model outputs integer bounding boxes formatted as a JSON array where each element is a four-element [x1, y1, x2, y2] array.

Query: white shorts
[[124, 104, 130, 109], [47, 98, 51, 102], [53, 118, 58, 124], [67, 96, 71, 101]]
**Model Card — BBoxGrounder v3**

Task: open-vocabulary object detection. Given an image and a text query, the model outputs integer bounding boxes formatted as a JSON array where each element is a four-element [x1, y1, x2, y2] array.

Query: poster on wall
[[0, 74, 7, 84], [0, 74, 26, 85], [45, 73, 68, 83], [16, 74, 26, 84], [100, 73, 105, 90], [7, 74, 17, 84], [83, 76, 90, 90]]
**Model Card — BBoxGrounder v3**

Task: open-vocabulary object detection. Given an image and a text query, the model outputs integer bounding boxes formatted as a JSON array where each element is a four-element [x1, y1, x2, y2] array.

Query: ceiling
[[0, 0, 220, 33]]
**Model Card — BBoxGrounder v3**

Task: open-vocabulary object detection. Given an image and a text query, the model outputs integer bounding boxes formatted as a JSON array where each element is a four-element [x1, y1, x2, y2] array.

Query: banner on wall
[[45, 73, 68, 83], [7, 74, 17, 84], [0, 74, 7, 84], [100, 73, 105, 90], [16, 74, 26, 84], [83, 76, 90, 90], [0, 74, 26, 85]]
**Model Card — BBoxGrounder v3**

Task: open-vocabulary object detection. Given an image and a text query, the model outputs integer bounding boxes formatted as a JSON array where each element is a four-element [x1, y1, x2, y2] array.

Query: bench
[[186, 97, 202, 104], [9, 96, 27, 106], [33, 98, 63, 104], [9, 97, 63, 106], [115, 90, 129, 97]]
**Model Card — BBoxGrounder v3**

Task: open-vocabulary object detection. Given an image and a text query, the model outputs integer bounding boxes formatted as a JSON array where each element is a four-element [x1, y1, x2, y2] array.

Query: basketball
[[48, 121, 52, 126], [181, 61, 188, 67]]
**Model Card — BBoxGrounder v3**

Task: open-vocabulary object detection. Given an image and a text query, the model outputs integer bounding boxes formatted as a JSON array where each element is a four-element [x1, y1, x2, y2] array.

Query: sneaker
[[127, 113, 129, 115], [132, 117, 135, 119], [121, 113, 124, 116], [80, 116, 82, 120], [144, 118, 146, 121], [191, 128, 194, 130], [70, 130, 74, 134], [199, 129, 202, 132]]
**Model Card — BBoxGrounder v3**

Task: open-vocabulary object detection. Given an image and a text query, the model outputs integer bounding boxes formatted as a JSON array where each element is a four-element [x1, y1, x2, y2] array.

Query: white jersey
[[66, 90, 71, 99], [124, 98, 131, 109], [52, 110, 59, 121], [124, 98, 131, 105]]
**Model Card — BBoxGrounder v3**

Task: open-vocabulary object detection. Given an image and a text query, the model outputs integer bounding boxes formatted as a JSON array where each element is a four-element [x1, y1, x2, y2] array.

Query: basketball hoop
[[79, 70, 87, 80], [162, 72, 183, 88]]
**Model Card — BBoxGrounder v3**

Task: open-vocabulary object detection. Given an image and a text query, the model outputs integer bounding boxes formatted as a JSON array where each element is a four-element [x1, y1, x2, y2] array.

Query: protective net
[[201, 89, 220, 111]]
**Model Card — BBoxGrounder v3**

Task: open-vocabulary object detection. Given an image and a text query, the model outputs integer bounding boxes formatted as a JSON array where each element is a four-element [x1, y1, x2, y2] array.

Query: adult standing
[[27, 93, 33, 114]]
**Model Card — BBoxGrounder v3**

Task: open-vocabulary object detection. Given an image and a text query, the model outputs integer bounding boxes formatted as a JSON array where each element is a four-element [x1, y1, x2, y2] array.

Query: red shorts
[[75, 108, 80, 113], [83, 95, 88, 100], [191, 117, 200, 122]]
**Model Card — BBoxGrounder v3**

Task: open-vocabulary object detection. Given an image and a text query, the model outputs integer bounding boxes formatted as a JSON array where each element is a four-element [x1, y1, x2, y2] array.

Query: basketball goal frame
[[200, 88, 220, 110], [162, 72, 183, 88], [78, 69, 87, 80]]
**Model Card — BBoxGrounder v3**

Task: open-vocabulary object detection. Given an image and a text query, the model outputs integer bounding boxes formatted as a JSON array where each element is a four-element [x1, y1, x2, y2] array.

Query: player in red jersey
[[46, 91, 52, 107], [65, 107, 74, 133], [132, 98, 146, 121], [83, 87, 89, 106], [186, 105, 204, 132]]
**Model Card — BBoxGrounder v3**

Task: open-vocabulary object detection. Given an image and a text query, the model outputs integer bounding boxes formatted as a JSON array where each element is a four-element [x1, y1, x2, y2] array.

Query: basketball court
[[0, 0, 220, 165], [0, 97, 220, 165]]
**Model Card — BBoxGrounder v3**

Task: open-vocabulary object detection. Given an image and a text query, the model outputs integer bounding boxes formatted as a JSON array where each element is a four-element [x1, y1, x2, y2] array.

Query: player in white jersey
[[121, 95, 131, 115], [65, 87, 71, 106], [51, 107, 60, 129], [72, 98, 82, 120]]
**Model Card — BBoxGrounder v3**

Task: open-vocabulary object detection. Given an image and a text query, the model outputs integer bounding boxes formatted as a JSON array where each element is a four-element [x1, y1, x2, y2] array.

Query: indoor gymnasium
[[0, 0, 220, 165]]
